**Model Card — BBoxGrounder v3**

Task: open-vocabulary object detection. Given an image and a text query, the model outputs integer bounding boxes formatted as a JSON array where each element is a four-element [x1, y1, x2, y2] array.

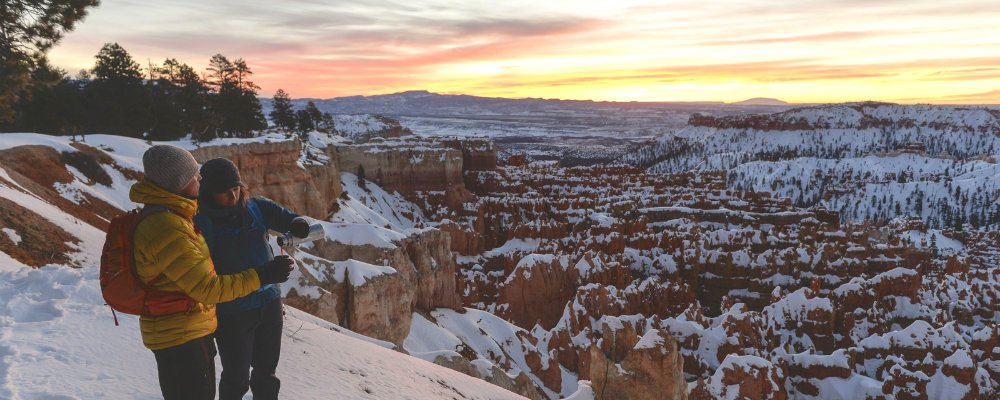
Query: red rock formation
[[293, 228, 462, 346], [498, 254, 579, 329], [971, 325, 999, 385], [882, 364, 930, 400], [334, 138, 475, 209], [940, 350, 979, 400], [690, 355, 786, 400], [435, 220, 485, 255], [8, 132, 1000, 399], [588, 329, 687, 400], [439, 137, 498, 172], [503, 154, 528, 167], [780, 351, 855, 397]]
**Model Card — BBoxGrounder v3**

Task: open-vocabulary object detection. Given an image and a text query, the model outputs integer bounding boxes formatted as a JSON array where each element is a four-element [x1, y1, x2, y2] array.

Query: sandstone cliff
[[333, 137, 476, 209], [290, 227, 463, 346], [589, 329, 687, 400]]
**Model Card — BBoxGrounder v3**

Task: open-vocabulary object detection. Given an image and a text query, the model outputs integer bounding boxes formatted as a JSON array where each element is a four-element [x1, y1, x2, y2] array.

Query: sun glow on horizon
[[47, 0, 1000, 104]]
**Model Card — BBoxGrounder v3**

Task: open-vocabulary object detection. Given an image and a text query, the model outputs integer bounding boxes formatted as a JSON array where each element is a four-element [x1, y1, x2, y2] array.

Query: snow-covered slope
[[405, 309, 576, 399], [333, 172, 427, 232], [0, 265, 527, 400]]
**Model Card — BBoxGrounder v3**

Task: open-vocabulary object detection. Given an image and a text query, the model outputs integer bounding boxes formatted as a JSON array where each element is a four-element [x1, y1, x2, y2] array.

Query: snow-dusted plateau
[[1, 101, 998, 399], [264, 90, 795, 166]]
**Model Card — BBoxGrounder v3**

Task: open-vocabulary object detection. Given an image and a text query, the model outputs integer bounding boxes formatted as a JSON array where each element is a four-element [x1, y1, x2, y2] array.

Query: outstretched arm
[[254, 197, 301, 233]]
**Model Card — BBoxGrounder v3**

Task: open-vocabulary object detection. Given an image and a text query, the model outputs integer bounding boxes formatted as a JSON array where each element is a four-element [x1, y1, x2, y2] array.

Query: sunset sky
[[48, 0, 1000, 104]]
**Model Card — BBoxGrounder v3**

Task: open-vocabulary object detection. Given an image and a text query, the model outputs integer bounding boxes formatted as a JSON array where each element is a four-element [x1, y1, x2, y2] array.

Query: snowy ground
[[0, 264, 529, 400]]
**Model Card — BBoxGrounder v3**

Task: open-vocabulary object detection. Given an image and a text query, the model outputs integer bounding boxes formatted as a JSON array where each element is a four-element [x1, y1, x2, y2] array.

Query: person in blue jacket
[[194, 158, 309, 400]]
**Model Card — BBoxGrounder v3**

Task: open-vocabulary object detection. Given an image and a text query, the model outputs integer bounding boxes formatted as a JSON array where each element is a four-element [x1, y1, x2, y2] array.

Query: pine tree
[[206, 54, 235, 90], [144, 58, 210, 140], [145, 60, 181, 140], [319, 112, 336, 133], [92, 43, 142, 82], [14, 60, 85, 134], [303, 101, 323, 132], [295, 109, 313, 133], [0, 0, 99, 128], [269, 89, 296, 131], [0, 0, 99, 127], [304, 101, 322, 122], [204, 54, 265, 138], [233, 59, 253, 92], [86, 43, 148, 137], [294, 101, 324, 133], [159, 58, 212, 139]]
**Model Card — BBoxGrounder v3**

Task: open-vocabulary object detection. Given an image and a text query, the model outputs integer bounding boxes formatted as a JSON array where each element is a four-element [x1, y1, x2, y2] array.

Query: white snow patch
[[1, 228, 21, 245]]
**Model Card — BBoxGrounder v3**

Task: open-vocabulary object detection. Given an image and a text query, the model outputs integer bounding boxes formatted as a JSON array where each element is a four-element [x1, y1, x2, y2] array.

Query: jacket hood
[[129, 178, 198, 219]]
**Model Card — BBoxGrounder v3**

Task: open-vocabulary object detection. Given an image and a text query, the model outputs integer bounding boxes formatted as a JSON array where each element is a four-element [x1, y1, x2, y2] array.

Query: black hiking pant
[[152, 334, 217, 400], [216, 299, 283, 400]]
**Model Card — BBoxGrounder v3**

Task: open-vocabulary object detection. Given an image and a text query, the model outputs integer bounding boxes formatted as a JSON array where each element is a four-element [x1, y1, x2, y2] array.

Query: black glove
[[255, 255, 294, 285], [290, 217, 311, 238]]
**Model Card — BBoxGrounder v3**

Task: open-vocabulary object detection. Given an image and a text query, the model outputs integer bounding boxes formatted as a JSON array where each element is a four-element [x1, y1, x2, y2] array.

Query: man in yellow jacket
[[131, 145, 293, 400]]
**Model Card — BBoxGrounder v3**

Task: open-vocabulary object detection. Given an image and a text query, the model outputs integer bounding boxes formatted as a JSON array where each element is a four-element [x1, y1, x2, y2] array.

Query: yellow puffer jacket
[[129, 179, 261, 350]]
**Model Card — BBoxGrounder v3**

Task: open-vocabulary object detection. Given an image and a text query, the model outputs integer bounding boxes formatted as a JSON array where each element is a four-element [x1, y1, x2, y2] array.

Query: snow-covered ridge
[[332, 114, 413, 142], [689, 102, 1000, 133]]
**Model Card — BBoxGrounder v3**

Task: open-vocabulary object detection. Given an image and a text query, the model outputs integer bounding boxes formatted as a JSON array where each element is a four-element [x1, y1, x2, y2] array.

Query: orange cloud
[[47, 0, 1000, 104]]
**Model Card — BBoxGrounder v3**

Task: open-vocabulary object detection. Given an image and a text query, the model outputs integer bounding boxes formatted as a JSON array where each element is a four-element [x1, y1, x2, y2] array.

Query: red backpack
[[100, 206, 195, 325]]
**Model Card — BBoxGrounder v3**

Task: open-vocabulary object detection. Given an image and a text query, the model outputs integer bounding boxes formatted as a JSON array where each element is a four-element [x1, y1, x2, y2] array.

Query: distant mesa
[[731, 97, 789, 105]]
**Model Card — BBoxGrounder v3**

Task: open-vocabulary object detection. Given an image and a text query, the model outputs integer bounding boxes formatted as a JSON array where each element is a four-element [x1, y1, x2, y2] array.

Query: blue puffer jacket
[[193, 196, 299, 315]]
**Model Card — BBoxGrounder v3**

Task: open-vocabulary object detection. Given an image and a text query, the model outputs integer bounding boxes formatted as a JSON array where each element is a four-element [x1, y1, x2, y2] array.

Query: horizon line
[[265, 90, 1000, 107]]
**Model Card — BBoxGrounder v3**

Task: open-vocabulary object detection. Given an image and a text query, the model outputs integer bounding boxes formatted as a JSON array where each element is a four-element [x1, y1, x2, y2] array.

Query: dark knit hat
[[200, 158, 244, 194], [142, 145, 200, 193]]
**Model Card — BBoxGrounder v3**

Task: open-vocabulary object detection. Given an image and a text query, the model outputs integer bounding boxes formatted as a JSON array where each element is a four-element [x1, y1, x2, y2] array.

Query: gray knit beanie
[[142, 145, 200, 193]]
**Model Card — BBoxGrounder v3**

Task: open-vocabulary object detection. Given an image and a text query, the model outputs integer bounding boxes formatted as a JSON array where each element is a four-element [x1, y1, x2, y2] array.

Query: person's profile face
[[213, 186, 241, 208]]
